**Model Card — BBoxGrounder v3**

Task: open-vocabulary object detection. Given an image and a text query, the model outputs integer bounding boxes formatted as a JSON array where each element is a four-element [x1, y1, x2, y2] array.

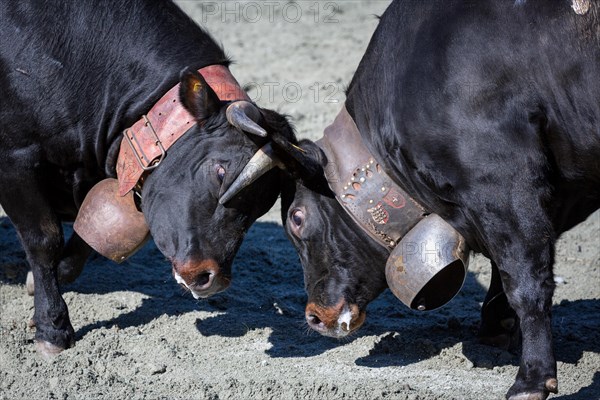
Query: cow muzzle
[[74, 178, 150, 263], [385, 214, 469, 311], [305, 300, 366, 338], [173, 259, 230, 299]]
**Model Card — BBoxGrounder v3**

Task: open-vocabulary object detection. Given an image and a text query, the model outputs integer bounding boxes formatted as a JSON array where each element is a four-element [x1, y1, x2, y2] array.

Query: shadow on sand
[[1, 217, 599, 388]]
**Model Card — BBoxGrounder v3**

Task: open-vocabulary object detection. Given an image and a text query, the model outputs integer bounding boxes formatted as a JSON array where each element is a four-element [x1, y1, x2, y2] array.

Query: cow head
[[222, 135, 389, 337], [277, 143, 389, 337], [139, 69, 295, 299]]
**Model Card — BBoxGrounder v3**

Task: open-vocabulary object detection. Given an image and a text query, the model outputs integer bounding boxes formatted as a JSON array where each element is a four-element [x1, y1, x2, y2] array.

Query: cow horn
[[219, 142, 282, 204], [226, 101, 267, 137]]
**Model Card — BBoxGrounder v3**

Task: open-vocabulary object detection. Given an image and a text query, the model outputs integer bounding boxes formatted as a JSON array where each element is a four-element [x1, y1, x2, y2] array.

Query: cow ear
[[276, 139, 326, 178], [272, 138, 332, 194], [179, 67, 221, 121]]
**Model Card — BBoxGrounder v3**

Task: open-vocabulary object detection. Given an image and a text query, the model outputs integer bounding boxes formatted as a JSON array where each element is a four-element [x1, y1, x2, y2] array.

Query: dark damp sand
[[1, 1, 598, 399]]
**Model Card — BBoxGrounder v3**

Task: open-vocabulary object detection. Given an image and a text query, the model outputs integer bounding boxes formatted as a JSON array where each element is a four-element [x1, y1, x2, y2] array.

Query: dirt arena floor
[[1, 1, 599, 399]]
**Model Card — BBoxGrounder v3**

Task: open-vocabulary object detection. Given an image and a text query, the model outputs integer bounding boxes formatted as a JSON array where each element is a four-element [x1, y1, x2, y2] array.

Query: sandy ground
[[1, 1, 599, 399]]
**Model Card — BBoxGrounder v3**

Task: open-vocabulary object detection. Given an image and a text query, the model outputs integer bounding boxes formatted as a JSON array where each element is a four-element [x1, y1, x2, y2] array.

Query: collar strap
[[318, 105, 426, 249], [116, 64, 249, 196]]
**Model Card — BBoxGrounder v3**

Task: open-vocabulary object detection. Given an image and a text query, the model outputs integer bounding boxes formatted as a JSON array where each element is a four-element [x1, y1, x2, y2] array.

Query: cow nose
[[305, 301, 366, 338], [306, 311, 327, 332], [173, 259, 230, 298], [192, 270, 215, 290], [305, 301, 343, 335], [188, 268, 230, 297]]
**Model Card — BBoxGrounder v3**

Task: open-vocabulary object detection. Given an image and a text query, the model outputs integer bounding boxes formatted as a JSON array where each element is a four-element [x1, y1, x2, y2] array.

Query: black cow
[[0, 0, 297, 356], [275, 1, 600, 399]]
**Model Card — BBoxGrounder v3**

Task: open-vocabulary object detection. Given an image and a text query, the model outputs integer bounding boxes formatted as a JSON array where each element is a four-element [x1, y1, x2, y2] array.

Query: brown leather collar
[[318, 105, 426, 249], [116, 64, 249, 196]]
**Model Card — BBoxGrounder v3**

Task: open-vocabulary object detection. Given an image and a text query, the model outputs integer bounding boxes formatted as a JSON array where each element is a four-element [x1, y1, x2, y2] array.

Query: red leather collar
[[116, 64, 249, 196]]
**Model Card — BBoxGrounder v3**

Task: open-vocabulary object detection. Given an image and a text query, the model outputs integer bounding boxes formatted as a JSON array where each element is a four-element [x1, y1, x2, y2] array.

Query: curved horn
[[226, 101, 267, 137], [219, 143, 283, 205]]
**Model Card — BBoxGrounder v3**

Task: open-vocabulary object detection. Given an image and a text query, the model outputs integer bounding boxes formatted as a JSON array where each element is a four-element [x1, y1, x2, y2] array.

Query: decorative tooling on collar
[[318, 106, 426, 250]]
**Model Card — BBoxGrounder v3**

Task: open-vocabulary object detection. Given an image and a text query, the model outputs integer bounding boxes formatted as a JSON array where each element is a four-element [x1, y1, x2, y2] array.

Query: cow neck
[[116, 64, 250, 196], [317, 105, 427, 250]]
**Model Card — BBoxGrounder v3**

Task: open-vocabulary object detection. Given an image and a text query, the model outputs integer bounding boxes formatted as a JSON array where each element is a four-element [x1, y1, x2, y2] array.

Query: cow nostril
[[307, 313, 323, 327], [196, 272, 213, 288]]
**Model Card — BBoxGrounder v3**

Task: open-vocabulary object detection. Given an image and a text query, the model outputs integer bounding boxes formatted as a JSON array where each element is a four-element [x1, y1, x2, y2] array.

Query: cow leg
[[500, 252, 557, 400], [26, 232, 92, 296], [473, 211, 557, 400], [57, 233, 92, 283], [478, 260, 520, 351], [0, 177, 75, 356]]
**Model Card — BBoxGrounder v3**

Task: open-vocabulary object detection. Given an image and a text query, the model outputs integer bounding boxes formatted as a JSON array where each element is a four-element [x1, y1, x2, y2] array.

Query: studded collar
[[317, 105, 426, 250]]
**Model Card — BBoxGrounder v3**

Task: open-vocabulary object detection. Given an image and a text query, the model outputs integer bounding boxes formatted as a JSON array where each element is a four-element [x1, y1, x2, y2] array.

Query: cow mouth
[[305, 300, 366, 338]]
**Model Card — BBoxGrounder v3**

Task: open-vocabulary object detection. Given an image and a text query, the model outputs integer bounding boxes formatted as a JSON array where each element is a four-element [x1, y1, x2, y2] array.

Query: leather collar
[[116, 64, 249, 196], [318, 105, 426, 249]]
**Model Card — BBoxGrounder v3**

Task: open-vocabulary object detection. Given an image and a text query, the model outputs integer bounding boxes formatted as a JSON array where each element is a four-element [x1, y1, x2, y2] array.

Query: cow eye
[[291, 208, 304, 227], [215, 164, 226, 183]]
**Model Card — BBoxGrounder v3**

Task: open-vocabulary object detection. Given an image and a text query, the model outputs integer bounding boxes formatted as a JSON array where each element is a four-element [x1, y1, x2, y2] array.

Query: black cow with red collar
[[238, 1, 600, 399], [0, 0, 297, 356]]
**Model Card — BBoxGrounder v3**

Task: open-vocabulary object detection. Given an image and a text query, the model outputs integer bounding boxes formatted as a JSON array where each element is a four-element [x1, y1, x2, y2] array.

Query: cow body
[[281, 1, 600, 399], [0, 0, 296, 354]]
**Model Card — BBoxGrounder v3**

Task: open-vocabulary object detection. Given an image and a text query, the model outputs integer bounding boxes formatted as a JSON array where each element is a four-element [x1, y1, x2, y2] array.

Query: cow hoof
[[508, 392, 548, 400], [26, 271, 35, 296], [35, 340, 65, 359], [507, 379, 557, 400], [545, 378, 558, 393]]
